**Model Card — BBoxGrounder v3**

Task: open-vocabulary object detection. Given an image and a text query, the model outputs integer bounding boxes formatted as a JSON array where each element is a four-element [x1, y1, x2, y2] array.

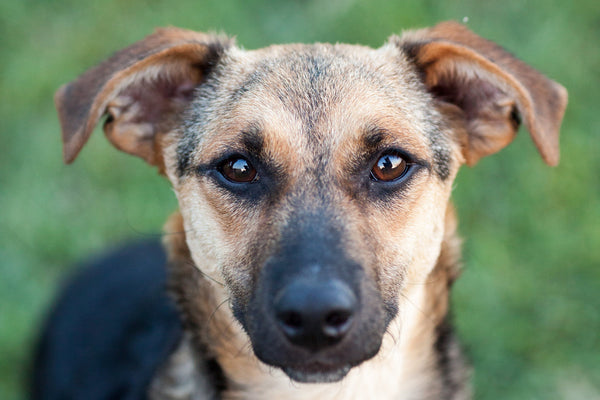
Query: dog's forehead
[[178, 42, 450, 177], [237, 43, 403, 95]]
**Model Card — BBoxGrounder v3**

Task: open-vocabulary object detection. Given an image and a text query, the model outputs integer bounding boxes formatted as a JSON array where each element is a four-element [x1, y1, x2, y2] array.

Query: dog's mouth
[[282, 362, 351, 383]]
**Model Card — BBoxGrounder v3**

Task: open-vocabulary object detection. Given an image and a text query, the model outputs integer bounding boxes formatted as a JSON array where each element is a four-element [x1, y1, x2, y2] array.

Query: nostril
[[325, 310, 350, 327], [323, 309, 353, 338], [279, 310, 303, 331]]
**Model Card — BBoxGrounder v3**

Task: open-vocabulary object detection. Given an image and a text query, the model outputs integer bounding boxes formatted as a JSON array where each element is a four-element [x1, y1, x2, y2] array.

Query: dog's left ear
[[395, 21, 567, 166], [55, 28, 231, 165]]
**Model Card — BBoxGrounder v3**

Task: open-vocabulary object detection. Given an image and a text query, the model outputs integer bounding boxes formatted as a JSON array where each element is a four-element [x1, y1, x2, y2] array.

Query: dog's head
[[56, 22, 566, 383]]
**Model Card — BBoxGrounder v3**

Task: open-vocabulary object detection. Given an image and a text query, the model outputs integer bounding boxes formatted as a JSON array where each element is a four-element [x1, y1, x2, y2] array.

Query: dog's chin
[[282, 364, 351, 383]]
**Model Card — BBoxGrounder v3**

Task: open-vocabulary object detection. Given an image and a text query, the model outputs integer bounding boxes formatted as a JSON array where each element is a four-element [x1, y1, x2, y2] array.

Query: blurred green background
[[1, 0, 598, 399]]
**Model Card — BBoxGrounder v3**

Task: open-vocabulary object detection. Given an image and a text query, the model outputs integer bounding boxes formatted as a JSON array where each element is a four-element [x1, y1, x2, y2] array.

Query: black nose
[[274, 279, 357, 351]]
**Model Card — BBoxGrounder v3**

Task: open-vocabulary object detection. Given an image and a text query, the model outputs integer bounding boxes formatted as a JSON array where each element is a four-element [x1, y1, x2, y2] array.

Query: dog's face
[[55, 22, 566, 383], [169, 44, 459, 381]]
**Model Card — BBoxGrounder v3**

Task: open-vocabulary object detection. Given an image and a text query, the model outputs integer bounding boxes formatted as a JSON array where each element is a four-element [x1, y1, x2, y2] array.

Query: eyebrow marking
[[240, 124, 264, 156], [362, 126, 387, 153], [177, 122, 264, 177], [354, 125, 432, 175]]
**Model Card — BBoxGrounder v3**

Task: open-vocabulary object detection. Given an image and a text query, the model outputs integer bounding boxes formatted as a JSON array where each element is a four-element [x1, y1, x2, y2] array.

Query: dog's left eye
[[370, 153, 409, 182], [219, 157, 258, 183]]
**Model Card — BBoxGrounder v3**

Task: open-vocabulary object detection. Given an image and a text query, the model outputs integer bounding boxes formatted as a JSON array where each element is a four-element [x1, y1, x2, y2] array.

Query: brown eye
[[220, 157, 257, 183], [371, 153, 408, 182]]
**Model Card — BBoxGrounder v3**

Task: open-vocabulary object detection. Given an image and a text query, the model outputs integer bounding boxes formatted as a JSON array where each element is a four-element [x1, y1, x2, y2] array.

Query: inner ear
[[430, 73, 520, 130], [108, 73, 199, 124], [104, 59, 207, 165], [429, 70, 522, 165], [103, 67, 202, 165]]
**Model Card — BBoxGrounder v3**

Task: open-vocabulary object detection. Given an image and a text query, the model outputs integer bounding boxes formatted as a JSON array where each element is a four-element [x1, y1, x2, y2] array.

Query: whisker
[[384, 326, 399, 346], [207, 296, 231, 327], [183, 260, 226, 287], [402, 275, 448, 287], [398, 291, 436, 326], [162, 228, 198, 236], [233, 341, 254, 359]]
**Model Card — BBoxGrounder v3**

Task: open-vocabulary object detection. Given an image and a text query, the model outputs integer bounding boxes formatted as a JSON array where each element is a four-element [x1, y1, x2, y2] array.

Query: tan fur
[[55, 21, 567, 400]]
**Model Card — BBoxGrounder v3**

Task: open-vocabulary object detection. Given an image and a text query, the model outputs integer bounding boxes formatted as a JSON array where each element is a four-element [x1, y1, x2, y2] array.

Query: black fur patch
[[31, 240, 183, 400], [430, 139, 452, 181], [434, 316, 462, 396]]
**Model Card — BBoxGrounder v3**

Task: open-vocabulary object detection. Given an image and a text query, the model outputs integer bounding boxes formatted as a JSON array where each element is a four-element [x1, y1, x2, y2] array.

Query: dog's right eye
[[219, 157, 258, 183]]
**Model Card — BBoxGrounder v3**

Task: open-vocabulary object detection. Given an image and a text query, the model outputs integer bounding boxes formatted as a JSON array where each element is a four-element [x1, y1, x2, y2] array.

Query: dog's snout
[[274, 279, 357, 351]]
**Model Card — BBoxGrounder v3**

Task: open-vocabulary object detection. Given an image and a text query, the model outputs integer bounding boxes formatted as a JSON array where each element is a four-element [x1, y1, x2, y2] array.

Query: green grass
[[1, 0, 599, 399]]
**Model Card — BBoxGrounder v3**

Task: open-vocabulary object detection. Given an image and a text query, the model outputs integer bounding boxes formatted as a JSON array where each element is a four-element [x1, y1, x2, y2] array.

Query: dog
[[34, 21, 567, 399]]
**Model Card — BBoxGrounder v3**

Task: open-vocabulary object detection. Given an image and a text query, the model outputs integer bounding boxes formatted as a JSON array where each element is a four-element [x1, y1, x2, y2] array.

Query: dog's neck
[[157, 207, 469, 400]]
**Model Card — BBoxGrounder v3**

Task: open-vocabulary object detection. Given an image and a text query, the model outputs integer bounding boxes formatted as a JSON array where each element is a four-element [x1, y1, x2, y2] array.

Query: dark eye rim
[[196, 152, 277, 201], [195, 152, 266, 194], [218, 155, 258, 183], [369, 150, 417, 184]]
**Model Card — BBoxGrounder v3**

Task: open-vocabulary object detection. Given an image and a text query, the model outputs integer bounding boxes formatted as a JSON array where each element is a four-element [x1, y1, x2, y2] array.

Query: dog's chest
[[148, 336, 219, 400], [221, 347, 443, 400], [222, 357, 434, 400]]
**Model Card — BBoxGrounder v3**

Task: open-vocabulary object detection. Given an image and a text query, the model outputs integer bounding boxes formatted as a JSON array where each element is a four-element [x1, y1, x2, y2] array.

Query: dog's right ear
[[55, 28, 231, 165]]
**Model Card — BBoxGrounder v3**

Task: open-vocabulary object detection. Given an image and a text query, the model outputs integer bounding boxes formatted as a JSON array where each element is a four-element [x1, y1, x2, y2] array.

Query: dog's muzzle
[[231, 211, 392, 383], [235, 260, 389, 383]]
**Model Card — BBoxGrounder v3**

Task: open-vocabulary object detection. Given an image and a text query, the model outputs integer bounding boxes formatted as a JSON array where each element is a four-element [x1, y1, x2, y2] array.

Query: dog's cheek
[[371, 181, 450, 293], [163, 142, 230, 281], [177, 180, 270, 305], [406, 187, 449, 281], [168, 181, 235, 285]]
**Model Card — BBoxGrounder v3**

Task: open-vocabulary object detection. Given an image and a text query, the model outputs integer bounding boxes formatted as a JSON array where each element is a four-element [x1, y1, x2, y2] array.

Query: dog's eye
[[219, 157, 258, 183], [370, 153, 408, 182]]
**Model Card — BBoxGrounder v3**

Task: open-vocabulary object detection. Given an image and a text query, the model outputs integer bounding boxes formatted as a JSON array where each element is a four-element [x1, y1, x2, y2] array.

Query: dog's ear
[[55, 28, 231, 165], [395, 21, 567, 166]]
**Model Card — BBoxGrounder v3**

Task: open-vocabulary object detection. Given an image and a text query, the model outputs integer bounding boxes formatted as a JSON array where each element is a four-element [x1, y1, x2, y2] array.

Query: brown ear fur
[[397, 21, 567, 166], [55, 28, 231, 165]]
